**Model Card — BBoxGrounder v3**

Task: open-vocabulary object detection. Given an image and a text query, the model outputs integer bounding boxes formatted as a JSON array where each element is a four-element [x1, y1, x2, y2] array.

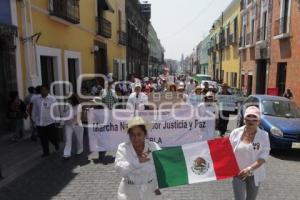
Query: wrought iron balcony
[[49, 0, 80, 24], [97, 17, 112, 38], [246, 32, 254, 46], [257, 26, 267, 42], [118, 31, 127, 46], [207, 48, 211, 55], [239, 36, 246, 48], [274, 17, 289, 36]]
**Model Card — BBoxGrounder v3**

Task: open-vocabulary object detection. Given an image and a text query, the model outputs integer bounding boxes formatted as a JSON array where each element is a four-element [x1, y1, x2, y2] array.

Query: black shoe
[[62, 157, 70, 161], [93, 157, 104, 164], [41, 153, 50, 158]]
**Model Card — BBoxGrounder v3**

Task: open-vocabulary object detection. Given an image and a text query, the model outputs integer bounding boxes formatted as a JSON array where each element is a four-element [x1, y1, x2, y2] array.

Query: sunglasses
[[245, 116, 259, 122]]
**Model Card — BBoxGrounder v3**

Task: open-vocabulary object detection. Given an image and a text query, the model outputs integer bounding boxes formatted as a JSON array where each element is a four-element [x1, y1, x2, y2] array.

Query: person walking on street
[[115, 116, 161, 200], [186, 79, 194, 95], [7, 91, 27, 142], [126, 82, 149, 112], [32, 85, 60, 157], [62, 94, 84, 160], [28, 86, 42, 141], [230, 106, 270, 200], [218, 83, 232, 137], [24, 87, 37, 141], [24, 87, 35, 107], [97, 80, 119, 164], [201, 82, 209, 95]]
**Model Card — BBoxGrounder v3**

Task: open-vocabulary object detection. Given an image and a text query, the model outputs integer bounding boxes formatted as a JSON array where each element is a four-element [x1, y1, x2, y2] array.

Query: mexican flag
[[153, 137, 240, 188]]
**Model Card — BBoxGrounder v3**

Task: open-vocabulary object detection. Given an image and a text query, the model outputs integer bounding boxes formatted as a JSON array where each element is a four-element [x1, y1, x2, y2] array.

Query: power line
[[161, 0, 217, 40]]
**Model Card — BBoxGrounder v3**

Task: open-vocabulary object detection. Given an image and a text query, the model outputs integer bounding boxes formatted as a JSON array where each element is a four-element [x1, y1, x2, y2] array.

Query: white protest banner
[[88, 107, 215, 152], [216, 95, 238, 112], [188, 95, 204, 106]]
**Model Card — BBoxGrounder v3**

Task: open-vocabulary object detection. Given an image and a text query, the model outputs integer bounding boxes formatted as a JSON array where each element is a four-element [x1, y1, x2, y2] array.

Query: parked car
[[193, 74, 212, 83], [237, 95, 300, 149]]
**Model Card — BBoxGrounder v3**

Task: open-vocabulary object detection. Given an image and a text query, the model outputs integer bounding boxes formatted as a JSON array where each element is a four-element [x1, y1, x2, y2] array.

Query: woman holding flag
[[229, 106, 270, 200], [114, 116, 161, 200]]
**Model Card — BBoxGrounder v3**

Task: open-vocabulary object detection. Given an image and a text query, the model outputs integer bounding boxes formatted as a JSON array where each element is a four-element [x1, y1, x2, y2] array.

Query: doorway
[[68, 58, 77, 93], [0, 37, 17, 133], [94, 41, 107, 76], [256, 60, 267, 94], [247, 75, 253, 96], [277, 63, 287, 96], [40, 56, 55, 90]]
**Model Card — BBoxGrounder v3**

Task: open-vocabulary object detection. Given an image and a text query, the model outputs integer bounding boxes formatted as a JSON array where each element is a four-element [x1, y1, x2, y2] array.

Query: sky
[[148, 0, 232, 60]]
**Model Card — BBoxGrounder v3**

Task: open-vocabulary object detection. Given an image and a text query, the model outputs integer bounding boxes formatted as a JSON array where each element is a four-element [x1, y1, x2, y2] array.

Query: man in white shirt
[[32, 85, 60, 157], [186, 79, 195, 95], [126, 82, 148, 112]]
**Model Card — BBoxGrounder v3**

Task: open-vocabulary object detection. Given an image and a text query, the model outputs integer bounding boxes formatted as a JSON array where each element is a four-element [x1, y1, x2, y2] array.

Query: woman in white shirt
[[63, 94, 84, 160], [115, 116, 161, 200], [229, 106, 270, 200]]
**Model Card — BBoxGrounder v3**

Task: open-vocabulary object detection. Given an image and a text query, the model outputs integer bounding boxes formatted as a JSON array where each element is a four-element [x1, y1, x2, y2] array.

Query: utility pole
[[219, 12, 224, 83]]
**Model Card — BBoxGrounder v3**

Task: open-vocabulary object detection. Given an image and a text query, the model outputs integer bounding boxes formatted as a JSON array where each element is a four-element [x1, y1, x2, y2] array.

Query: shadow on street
[[0, 133, 92, 200], [270, 149, 300, 161]]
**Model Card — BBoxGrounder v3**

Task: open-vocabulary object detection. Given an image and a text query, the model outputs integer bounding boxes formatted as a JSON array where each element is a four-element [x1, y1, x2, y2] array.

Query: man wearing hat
[[218, 83, 232, 137], [126, 82, 149, 112], [115, 116, 161, 199]]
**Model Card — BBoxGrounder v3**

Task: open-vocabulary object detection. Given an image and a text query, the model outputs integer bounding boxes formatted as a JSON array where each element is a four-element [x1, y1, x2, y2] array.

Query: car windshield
[[262, 100, 300, 118]]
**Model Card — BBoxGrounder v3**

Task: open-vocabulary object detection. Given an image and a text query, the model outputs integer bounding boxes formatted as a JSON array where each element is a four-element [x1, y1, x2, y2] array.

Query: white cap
[[134, 82, 142, 88]]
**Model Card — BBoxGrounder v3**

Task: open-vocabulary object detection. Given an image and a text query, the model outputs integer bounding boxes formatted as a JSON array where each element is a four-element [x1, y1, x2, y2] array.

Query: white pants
[[63, 125, 84, 157], [117, 180, 158, 200]]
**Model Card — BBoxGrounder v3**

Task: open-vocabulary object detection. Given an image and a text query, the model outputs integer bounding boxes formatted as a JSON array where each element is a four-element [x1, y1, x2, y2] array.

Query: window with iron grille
[[49, 0, 80, 24]]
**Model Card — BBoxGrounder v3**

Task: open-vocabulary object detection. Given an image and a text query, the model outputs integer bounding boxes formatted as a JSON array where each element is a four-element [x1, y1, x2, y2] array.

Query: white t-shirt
[[230, 126, 271, 186], [126, 92, 149, 111]]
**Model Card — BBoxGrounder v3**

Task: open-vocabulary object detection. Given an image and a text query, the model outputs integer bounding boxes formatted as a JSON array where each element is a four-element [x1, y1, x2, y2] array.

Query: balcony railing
[[274, 17, 289, 36], [49, 0, 80, 24], [207, 48, 211, 55], [97, 17, 112, 38], [257, 26, 266, 42], [239, 36, 245, 48], [119, 31, 127, 46], [246, 32, 254, 45]]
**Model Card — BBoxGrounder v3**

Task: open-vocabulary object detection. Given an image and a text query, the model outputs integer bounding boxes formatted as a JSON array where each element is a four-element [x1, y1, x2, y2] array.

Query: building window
[[68, 58, 77, 93], [230, 72, 237, 88], [233, 17, 238, 42], [241, 74, 245, 87], [40, 56, 55, 90], [275, 0, 291, 35], [49, 0, 80, 24], [226, 72, 229, 84], [226, 25, 230, 46], [250, 18, 255, 44]]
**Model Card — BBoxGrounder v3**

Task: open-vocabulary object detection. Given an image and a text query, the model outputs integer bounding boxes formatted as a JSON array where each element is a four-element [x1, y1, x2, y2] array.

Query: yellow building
[[208, 0, 241, 88], [16, 0, 126, 95]]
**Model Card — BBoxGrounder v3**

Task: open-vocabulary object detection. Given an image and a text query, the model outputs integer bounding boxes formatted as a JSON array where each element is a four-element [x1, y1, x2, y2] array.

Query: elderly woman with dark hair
[[115, 117, 161, 200]]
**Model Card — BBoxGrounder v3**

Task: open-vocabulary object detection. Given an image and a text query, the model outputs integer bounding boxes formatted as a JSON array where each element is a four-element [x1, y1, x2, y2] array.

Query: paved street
[[0, 117, 300, 200]]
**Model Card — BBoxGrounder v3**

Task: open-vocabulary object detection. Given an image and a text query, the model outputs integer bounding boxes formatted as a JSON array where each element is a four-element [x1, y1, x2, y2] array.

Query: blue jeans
[[232, 176, 259, 200]]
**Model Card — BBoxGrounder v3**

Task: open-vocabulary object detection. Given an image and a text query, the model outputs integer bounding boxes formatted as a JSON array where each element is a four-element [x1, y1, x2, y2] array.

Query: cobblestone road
[[0, 116, 300, 200], [0, 146, 299, 200]]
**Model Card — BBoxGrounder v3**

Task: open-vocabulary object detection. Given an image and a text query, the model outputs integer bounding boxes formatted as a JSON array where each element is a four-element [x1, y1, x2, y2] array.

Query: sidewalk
[[0, 132, 43, 189]]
